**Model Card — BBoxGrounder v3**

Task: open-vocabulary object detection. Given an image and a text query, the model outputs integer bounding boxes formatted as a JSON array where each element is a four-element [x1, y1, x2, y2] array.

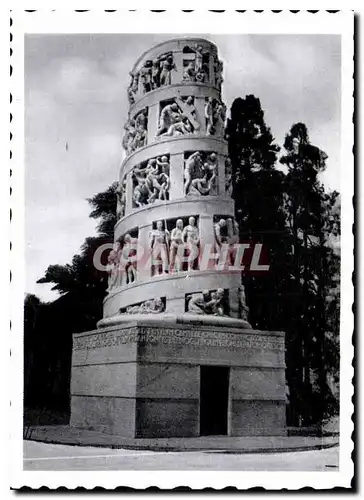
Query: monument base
[[70, 321, 287, 438]]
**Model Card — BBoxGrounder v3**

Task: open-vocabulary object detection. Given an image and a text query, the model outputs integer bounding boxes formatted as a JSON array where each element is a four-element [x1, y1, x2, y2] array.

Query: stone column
[[148, 103, 159, 144], [194, 97, 207, 135], [198, 214, 218, 271], [218, 154, 226, 196], [172, 51, 183, 84], [125, 171, 133, 215], [229, 286, 240, 318], [209, 53, 214, 85], [137, 223, 152, 281], [169, 153, 184, 200]]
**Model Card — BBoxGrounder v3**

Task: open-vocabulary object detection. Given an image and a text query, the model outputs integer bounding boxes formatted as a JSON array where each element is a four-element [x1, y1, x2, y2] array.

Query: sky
[[25, 34, 341, 302]]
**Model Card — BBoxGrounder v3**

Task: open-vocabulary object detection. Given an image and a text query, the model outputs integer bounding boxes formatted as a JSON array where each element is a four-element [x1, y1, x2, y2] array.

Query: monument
[[70, 38, 286, 438]]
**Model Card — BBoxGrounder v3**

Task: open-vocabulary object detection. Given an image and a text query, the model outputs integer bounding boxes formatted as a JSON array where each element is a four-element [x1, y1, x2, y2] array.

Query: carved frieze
[[73, 326, 285, 351]]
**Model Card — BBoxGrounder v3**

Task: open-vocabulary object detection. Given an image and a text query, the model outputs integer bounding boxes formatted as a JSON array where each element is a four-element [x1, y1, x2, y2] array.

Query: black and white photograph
[[9, 9, 354, 490]]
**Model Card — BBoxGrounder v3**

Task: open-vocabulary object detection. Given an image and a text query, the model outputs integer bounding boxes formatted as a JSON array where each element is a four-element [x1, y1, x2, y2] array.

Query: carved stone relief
[[132, 155, 170, 208], [127, 71, 139, 105], [73, 327, 285, 351], [184, 151, 218, 196], [116, 177, 127, 220], [139, 52, 177, 94], [205, 97, 226, 137], [123, 297, 166, 314], [213, 216, 239, 266], [106, 231, 139, 292], [186, 288, 228, 316], [213, 55, 224, 90], [148, 216, 200, 275], [156, 97, 200, 137], [122, 108, 148, 155], [182, 45, 210, 84]]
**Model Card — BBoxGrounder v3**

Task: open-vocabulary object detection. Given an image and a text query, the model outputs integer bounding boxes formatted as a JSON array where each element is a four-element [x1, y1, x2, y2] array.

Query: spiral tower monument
[[71, 39, 286, 439]]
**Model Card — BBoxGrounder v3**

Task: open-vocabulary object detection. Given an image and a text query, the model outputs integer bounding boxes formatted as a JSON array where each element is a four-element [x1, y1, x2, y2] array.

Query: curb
[[25, 435, 339, 454]]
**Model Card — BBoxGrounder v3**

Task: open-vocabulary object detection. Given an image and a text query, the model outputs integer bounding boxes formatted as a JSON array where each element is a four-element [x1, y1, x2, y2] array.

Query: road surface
[[23, 441, 339, 471]]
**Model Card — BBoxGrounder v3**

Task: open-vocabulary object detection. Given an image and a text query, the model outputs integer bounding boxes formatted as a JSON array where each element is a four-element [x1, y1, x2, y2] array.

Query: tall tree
[[225, 95, 290, 330], [280, 123, 339, 424], [25, 183, 118, 420], [226, 104, 340, 426]]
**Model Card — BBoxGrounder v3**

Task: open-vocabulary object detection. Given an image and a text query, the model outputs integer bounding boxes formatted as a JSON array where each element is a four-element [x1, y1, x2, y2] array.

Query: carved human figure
[[214, 58, 224, 89], [194, 44, 209, 81], [209, 288, 225, 316], [188, 175, 213, 196], [133, 157, 170, 207], [146, 158, 169, 203], [122, 119, 136, 155], [132, 164, 150, 207], [175, 96, 200, 132], [127, 72, 139, 104], [140, 60, 153, 93], [152, 59, 161, 89], [226, 217, 239, 266], [125, 304, 140, 314], [127, 73, 135, 105], [169, 218, 184, 273], [150, 220, 170, 275], [206, 99, 226, 136], [205, 97, 215, 135], [184, 96, 197, 119], [187, 288, 224, 315], [126, 297, 165, 314], [214, 218, 228, 252], [122, 233, 138, 284], [141, 297, 165, 313], [106, 241, 121, 291], [134, 126, 147, 151], [156, 102, 182, 136], [184, 151, 202, 194], [155, 156, 170, 200], [214, 101, 227, 136], [182, 216, 200, 271], [196, 69, 207, 83], [239, 285, 250, 322], [116, 178, 126, 220], [187, 290, 210, 315], [183, 62, 196, 82], [160, 53, 176, 86], [144, 158, 161, 203], [135, 108, 148, 129], [225, 158, 233, 196], [131, 72, 139, 93], [165, 115, 193, 136], [203, 153, 218, 187]]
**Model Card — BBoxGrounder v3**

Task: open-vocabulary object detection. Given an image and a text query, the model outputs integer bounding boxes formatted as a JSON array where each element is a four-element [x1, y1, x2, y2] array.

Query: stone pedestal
[[70, 322, 286, 438]]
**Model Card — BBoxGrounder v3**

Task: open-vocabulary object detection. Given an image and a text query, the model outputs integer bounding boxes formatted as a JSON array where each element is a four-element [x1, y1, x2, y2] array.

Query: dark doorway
[[200, 366, 229, 436]]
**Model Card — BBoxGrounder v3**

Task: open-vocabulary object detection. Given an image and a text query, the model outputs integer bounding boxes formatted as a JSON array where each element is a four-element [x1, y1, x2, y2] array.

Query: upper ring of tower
[[127, 38, 223, 110]]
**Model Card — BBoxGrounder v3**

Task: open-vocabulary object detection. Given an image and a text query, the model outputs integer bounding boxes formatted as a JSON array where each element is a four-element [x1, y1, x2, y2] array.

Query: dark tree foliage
[[24, 183, 118, 422], [225, 95, 290, 331], [280, 123, 339, 424], [87, 181, 118, 237], [226, 101, 340, 425]]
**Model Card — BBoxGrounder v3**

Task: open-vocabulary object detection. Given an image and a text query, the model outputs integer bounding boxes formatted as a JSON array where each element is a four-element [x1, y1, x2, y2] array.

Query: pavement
[[23, 440, 340, 471], [24, 425, 339, 453]]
